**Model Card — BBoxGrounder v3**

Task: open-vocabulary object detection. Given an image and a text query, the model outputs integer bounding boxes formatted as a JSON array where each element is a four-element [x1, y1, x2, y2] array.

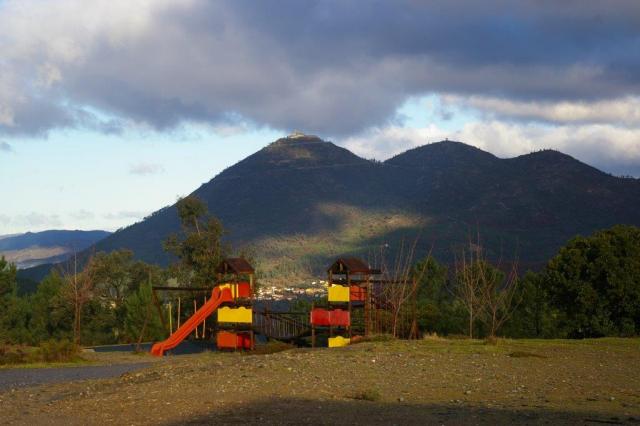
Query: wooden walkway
[[253, 311, 311, 341]]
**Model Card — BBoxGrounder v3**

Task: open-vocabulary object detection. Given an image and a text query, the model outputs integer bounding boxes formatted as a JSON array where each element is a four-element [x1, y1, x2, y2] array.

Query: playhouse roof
[[217, 258, 255, 275], [327, 257, 377, 274]]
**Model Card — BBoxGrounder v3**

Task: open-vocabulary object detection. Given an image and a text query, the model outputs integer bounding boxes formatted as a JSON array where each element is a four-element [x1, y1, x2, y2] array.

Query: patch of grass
[[248, 341, 295, 355], [422, 332, 444, 341], [484, 336, 499, 345], [350, 334, 396, 344], [350, 388, 381, 402], [446, 334, 471, 340], [508, 351, 547, 359]]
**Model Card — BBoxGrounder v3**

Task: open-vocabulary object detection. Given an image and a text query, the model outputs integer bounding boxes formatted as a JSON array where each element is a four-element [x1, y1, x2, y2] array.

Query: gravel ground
[[0, 363, 151, 391], [1, 338, 639, 425]]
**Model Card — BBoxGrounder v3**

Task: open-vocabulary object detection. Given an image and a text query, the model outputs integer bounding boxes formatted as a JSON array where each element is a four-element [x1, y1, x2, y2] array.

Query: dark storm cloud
[[1, 0, 639, 136]]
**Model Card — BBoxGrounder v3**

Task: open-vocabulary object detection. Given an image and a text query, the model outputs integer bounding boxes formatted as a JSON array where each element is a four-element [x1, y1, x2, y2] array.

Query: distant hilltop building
[[288, 130, 317, 139]]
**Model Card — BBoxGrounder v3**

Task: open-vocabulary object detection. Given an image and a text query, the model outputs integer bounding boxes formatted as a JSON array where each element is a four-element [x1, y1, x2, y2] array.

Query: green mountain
[[19, 135, 640, 286]]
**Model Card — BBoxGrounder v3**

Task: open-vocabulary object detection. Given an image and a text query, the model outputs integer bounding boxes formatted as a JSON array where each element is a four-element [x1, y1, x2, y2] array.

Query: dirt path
[[1, 338, 639, 425], [0, 362, 151, 391]]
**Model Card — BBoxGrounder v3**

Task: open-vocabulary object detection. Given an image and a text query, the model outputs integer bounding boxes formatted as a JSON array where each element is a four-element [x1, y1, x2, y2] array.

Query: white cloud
[[342, 120, 640, 177], [129, 162, 165, 176], [103, 211, 148, 220], [69, 210, 95, 221], [0, 212, 63, 230], [444, 95, 640, 127]]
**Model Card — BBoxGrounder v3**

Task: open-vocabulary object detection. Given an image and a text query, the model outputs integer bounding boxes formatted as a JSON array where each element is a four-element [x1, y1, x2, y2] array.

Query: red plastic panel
[[237, 282, 251, 298], [310, 308, 331, 326], [330, 309, 350, 327], [310, 308, 350, 326], [216, 331, 252, 349], [350, 285, 366, 302]]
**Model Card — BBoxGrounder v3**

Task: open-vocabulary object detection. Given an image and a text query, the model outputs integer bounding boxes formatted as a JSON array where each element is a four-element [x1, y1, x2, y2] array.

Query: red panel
[[310, 308, 350, 327], [237, 282, 251, 298], [216, 331, 251, 349], [311, 308, 331, 326], [331, 309, 350, 327], [350, 285, 366, 302]]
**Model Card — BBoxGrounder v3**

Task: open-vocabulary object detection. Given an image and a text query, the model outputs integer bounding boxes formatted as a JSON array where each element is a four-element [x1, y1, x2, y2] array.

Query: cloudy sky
[[1, 0, 639, 234]]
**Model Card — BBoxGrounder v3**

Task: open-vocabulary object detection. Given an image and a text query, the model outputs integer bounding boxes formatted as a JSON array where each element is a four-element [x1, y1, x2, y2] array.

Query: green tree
[[544, 225, 640, 337], [0, 256, 18, 342], [91, 250, 136, 309], [164, 196, 228, 287], [503, 271, 557, 338], [413, 257, 451, 334], [124, 279, 165, 344], [29, 271, 73, 343], [0, 256, 16, 305], [81, 251, 165, 345]]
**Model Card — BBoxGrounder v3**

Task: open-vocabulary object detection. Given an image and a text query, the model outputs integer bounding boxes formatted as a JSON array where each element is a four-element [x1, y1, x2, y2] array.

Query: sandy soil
[[1, 338, 639, 425]]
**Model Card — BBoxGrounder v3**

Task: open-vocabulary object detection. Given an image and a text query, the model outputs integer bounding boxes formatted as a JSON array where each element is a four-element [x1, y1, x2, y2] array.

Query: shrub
[[351, 388, 381, 402], [37, 339, 81, 363], [0, 344, 30, 365]]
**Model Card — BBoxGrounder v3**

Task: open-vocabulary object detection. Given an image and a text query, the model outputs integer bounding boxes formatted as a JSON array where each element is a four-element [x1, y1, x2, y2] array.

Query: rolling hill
[[0, 229, 111, 269], [17, 135, 640, 287]]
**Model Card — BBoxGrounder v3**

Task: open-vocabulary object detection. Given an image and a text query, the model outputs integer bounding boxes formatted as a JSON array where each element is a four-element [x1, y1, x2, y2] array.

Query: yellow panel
[[328, 336, 350, 347], [218, 283, 238, 298], [218, 306, 253, 324], [328, 285, 349, 302]]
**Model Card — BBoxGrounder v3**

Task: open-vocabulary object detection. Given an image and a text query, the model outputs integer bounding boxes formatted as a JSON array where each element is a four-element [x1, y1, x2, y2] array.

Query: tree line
[[410, 224, 640, 339], [0, 196, 638, 346], [0, 196, 227, 346]]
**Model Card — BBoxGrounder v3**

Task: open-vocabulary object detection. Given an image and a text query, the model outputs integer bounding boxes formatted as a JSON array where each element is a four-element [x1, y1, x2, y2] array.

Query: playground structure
[[150, 257, 418, 355], [310, 258, 381, 347]]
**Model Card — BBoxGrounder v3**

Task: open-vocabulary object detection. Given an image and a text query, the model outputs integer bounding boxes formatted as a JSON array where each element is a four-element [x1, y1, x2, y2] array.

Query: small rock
[[464, 390, 472, 395]]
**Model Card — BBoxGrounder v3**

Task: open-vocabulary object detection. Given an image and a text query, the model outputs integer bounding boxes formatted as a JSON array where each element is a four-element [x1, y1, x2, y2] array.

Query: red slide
[[151, 286, 233, 356]]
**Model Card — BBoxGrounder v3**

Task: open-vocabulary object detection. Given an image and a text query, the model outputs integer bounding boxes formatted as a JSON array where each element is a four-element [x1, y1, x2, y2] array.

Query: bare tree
[[60, 253, 96, 345], [453, 232, 521, 339], [480, 256, 520, 338], [452, 237, 486, 339], [378, 238, 430, 338]]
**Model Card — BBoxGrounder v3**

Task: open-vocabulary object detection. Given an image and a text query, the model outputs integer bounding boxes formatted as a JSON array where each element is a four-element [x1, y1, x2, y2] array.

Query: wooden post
[[152, 288, 168, 334], [136, 298, 152, 352], [365, 274, 372, 337], [177, 297, 182, 329], [202, 295, 207, 339], [347, 271, 352, 338], [311, 302, 316, 348], [193, 299, 199, 338]]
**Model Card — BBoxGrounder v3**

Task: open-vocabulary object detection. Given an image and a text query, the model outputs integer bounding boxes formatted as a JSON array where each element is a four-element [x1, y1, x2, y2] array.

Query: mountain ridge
[[16, 136, 640, 287]]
